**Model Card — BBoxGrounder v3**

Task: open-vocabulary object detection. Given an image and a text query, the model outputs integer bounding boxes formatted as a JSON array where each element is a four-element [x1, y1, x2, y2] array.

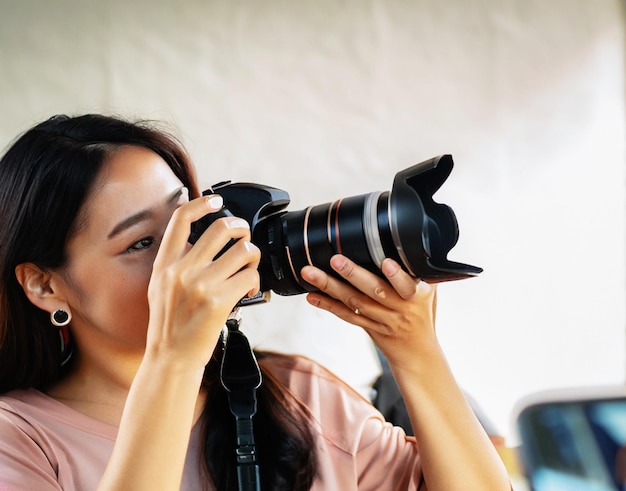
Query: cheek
[[113, 270, 150, 302], [108, 262, 153, 314], [89, 269, 152, 344], [65, 257, 154, 334]]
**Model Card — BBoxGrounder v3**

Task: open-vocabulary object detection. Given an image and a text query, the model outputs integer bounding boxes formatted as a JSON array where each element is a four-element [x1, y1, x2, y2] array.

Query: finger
[[187, 215, 252, 264], [303, 284, 404, 342], [300, 265, 367, 320], [206, 239, 261, 286], [190, 239, 261, 309], [303, 255, 421, 319], [301, 263, 368, 316], [203, 260, 262, 305], [305, 289, 370, 324], [154, 195, 223, 267], [328, 255, 415, 306], [380, 258, 420, 300], [305, 269, 437, 343]]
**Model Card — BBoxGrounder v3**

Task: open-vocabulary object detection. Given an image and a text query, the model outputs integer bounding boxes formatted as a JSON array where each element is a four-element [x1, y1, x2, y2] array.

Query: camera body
[[189, 155, 482, 302]]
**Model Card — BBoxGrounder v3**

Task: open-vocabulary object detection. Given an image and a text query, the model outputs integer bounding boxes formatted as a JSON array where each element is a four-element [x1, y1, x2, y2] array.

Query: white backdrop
[[1, 0, 624, 441]]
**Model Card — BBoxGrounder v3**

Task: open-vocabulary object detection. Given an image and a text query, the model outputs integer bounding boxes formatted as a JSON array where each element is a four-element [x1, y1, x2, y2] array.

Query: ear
[[14, 262, 67, 314]]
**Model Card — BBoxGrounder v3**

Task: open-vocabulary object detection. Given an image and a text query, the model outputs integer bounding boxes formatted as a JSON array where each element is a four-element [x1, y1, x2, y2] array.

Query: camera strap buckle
[[220, 308, 262, 491]]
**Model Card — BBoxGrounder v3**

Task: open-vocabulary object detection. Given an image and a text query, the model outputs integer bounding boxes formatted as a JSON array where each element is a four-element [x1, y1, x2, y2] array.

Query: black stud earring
[[51, 309, 71, 327]]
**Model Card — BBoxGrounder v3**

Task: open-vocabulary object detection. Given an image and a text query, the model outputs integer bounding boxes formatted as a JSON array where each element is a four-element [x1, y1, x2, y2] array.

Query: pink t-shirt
[[0, 355, 423, 490]]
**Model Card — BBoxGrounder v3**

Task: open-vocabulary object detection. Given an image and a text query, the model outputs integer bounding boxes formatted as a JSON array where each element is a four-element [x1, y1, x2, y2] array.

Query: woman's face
[[55, 145, 187, 353]]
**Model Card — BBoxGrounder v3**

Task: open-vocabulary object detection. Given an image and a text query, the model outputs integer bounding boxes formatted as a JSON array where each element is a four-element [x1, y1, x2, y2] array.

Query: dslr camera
[[189, 154, 482, 305]]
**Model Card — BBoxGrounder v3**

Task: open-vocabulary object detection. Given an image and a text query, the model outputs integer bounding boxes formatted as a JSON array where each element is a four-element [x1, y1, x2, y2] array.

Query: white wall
[[1, 0, 624, 441]]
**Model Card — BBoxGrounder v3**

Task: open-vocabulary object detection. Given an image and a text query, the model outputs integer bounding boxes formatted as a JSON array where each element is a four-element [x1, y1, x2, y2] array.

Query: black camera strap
[[220, 309, 262, 491]]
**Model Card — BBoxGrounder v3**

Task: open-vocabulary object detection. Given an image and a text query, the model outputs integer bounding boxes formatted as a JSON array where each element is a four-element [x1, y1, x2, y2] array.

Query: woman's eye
[[127, 237, 154, 253]]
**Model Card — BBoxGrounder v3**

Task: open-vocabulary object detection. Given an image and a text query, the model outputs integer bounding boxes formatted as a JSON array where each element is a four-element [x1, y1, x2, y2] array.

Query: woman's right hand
[[99, 194, 260, 491], [145, 194, 261, 370]]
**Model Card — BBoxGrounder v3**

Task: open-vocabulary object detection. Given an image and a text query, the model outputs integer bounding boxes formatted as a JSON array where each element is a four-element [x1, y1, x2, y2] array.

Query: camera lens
[[191, 155, 483, 302]]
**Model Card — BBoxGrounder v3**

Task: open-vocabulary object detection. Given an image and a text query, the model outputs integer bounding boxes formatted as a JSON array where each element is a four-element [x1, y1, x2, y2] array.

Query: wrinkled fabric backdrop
[[1, 0, 624, 441]]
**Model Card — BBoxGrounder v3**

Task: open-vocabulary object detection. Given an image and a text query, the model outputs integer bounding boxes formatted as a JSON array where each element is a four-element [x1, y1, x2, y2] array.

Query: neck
[[46, 350, 141, 425], [47, 350, 208, 427]]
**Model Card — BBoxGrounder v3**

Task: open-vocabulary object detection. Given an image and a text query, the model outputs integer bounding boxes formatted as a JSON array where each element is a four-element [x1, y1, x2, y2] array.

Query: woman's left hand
[[302, 254, 512, 491], [300, 254, 437, 370]]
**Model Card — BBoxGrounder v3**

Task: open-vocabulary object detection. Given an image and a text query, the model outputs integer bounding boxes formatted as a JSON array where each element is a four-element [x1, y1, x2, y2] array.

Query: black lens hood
[[389, 154, 483, 282]]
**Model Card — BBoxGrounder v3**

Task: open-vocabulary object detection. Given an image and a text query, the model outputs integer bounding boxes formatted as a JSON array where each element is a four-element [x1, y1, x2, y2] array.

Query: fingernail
[[243, 240, 258, 252], [331, 256, 347, 271], [382, 258, 400, 277], [302, 266, 318, 281], [179, 187, 189, 204], [306, 294, 321, 307], [227, 218, 250, 229], [207, 195, 223, 209]]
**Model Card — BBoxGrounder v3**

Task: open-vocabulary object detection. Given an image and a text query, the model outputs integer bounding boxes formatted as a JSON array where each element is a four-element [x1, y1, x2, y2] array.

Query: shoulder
[[0, 389, 116, 490], [0, 388, 81, 454], [0, 388, 57, 407], [0, 389, 51, 429], [0, 388, 117, 454], [0, 390, 62, 487]]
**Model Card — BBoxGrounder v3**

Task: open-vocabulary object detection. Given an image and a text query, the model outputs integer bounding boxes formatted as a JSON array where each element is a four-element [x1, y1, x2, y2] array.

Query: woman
[[0, 114, 510, 490]]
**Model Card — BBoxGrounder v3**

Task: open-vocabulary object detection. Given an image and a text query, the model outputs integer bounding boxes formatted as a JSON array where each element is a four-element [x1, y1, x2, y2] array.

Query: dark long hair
[[0, 114, 318, 490]]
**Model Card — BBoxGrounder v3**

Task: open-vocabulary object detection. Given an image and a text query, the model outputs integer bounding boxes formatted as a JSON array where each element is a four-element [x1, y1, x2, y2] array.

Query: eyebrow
[[107, 187, 185, 239]]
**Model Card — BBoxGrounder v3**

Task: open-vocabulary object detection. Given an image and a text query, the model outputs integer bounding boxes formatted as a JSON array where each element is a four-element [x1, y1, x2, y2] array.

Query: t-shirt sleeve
[[352, 415, 424, 490], [0, 405, 62, 491]]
